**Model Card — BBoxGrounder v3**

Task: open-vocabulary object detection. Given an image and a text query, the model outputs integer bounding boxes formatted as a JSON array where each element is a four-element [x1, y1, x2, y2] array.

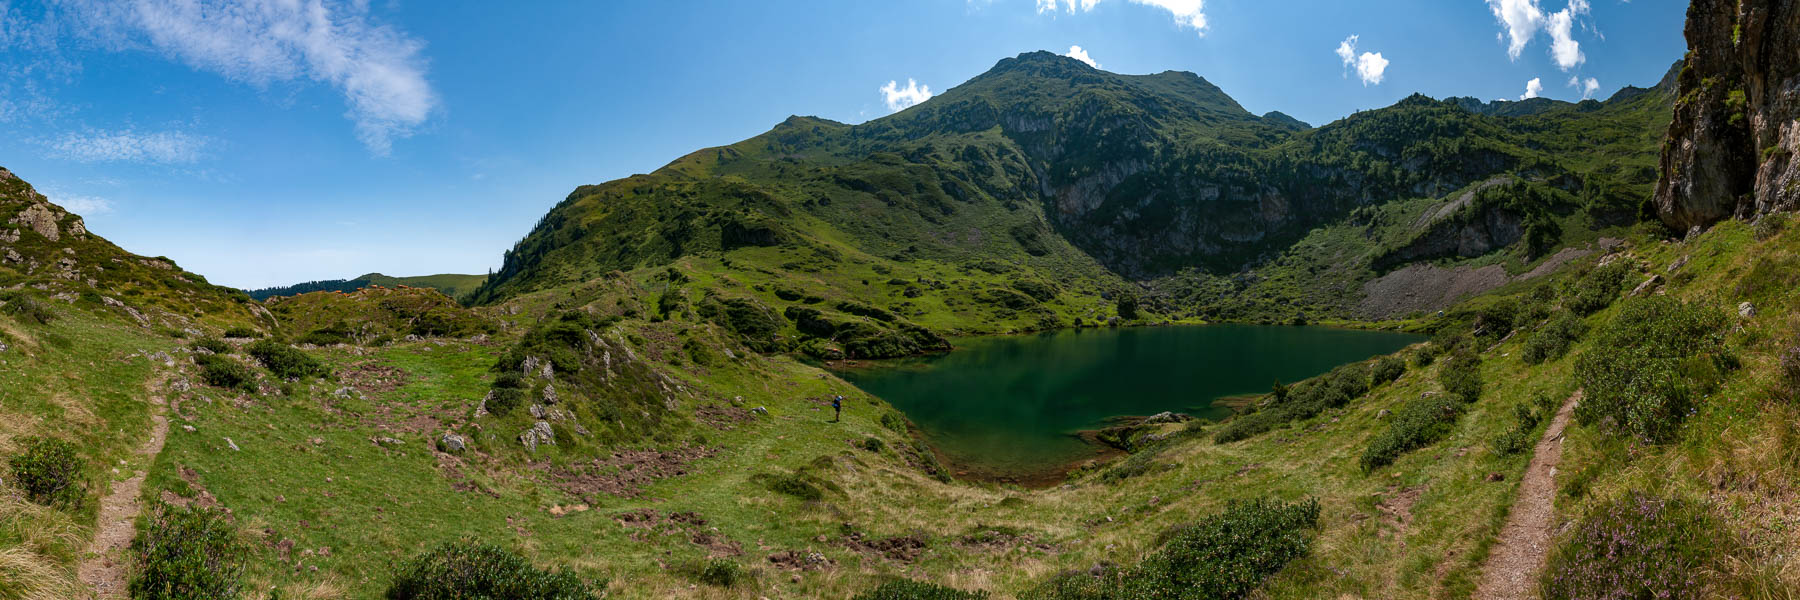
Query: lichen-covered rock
[[1655, 0, 1800, 230], [439, 432, 466, 453], [519, 420, 555, 451], [8, 204, 59, 241]]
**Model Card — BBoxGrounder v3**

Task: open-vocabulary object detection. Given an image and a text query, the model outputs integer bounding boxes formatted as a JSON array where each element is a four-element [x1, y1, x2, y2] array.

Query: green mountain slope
[[469, 52, 1675, 338]]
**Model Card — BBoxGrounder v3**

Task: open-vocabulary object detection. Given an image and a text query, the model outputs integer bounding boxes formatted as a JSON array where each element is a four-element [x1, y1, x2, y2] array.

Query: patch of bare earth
[[611, 509, 741, 557], [1472, 391, 1579, 600], [546, 446, 715, 499], [839, 532, 929, 563], [1376, 485, 1424, 544], [77, 375, 170, 598]]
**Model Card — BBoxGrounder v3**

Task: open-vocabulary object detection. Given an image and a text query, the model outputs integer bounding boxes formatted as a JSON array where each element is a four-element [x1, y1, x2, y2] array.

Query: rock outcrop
[[1655, 0, 1800, 230]]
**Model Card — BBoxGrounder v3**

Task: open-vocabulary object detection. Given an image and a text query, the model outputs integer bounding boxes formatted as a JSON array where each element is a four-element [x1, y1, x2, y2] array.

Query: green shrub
[[1010, 280, 1058, 302], [0, 290, 55, 325], [1370, 356, 1406, 387], [855, 580, 990, 600], [691, 558, 747, 588], [1539, 492, 1714, 600], [859, 437, 886, 453], [1115, 293, 1140, 320], [7, 437, 84, 508], [296, 325, 353, 346], [128, 503, 248, 600], [1413, 343, 1441, 367], [911, 441, 952, 483], [1753, 212, 1788, 240], [1025, 498, 1320, 600], [247, 340, 330, 379], [1522, 310, 1584, 364], [190, 337, 230, 354], [762, 473, 824, 501], [1440, 347, 1483, 404], [1564, 262, 1632, 316], [195, 354, 256, 392], [386, 539, 597, 599], [1214, 364, 1372, 443], [1575, 296, 1728, 443], [221, 327, 259, 338], [1361, 393, 1462, 472], [1492, 394, 1554, 455], [880, 411, 909, 434]]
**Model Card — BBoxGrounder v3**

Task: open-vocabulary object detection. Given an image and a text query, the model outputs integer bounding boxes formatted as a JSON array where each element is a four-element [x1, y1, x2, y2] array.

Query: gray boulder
[[519, 421, 555, 451]]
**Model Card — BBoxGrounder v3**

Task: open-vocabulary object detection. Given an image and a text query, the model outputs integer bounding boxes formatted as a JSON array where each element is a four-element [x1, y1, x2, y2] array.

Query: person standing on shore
[[832, 395, 843, 422]]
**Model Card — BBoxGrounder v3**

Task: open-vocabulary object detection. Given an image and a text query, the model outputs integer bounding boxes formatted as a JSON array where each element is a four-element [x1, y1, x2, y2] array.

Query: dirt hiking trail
[[76, 374, 169, 599], [1472, 390, 1580, 600]]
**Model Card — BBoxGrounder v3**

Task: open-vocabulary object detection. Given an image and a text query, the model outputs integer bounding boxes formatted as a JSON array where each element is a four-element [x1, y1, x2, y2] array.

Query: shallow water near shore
[[837, 324, 1423, 481]]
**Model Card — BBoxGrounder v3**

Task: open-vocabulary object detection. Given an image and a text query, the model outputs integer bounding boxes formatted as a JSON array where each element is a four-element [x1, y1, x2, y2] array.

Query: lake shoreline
[[834, 323, 1424, 487]]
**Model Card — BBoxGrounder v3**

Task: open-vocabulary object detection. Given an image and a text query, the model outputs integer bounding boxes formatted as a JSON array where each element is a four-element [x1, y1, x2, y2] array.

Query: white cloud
[[1520, 77, 1543, 100], [1545, 8, 1583, 70], [1036, 0, 1206, 36], [1063, 45, 1099, 68], [879, 79, 933, 112], [1486, 0, 1544, 60], [1580, 76, 1599, 98], [1485, 0, 1591, 70], [1336, 35, 1359, 66], [51, 193, 114, 215], [52, 0, 437, 155], [1355, 52, 1389, 86], [50, 129, 208, 163], [1335, 35, 1387, 86]]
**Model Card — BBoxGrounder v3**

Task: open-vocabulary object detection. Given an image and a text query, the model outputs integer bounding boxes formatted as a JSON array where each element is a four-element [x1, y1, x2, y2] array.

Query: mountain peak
[[984, 50, 1098, 77]]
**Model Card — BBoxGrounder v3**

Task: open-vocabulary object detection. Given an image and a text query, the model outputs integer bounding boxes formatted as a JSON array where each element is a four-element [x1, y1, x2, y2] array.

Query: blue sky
[[0, 0, 1686, 289]]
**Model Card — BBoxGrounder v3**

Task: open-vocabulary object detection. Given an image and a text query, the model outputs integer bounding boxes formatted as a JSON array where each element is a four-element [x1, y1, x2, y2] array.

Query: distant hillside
[[469, 51, 1677, 333], [246, 272, 487, 302]]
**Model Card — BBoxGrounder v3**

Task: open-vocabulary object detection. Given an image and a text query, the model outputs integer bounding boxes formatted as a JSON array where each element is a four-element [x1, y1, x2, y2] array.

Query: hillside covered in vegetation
[[3, 1, 1797, 598]]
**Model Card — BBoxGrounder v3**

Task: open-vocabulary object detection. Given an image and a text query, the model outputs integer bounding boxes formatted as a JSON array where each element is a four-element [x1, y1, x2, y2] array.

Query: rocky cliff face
[[1655, 0, 1800, 230]]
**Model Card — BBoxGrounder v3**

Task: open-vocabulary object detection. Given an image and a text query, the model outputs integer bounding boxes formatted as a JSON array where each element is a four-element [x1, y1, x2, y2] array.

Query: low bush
[[1539, 491, 1714, 600], [386, 539, 597, 599], [859, 437, 886, 453], [690, 558, 748, 588], [128, 503, 248, 600], [1522, 310, 1584, 364], [1370, 356, 1406, 387], [190, 337, 231, 354], [7, 437, 84, 509], [247, 340, 330, 379], [1361, 393, 1462, 472], [762, 473, 824, 501], [855, 580, 990, 600], [910, 441, 952, 483], [880, 411, 909, 434], [0, 290, 55, 325], [221, 326, 259, 338], [1440, 347, 1483, 404], [1490, 396, 1552, 456], [1753, 212, 1788, 241], [1214, 364, 1372, 443], [1024, 498, 1320, 600], [1564, 262, 1633, 316], [194, 354, 256, 392], [296, 325, 353, 346], [1575, 296, 1729, 443]]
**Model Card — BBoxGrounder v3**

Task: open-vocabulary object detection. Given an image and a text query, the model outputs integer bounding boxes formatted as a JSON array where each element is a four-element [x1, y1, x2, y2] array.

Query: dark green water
[[837, 324, 1422, 479]]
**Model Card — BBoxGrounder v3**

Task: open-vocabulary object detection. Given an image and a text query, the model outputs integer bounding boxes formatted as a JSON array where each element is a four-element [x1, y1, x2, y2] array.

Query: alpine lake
[[836, 324, 1424, 484]]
